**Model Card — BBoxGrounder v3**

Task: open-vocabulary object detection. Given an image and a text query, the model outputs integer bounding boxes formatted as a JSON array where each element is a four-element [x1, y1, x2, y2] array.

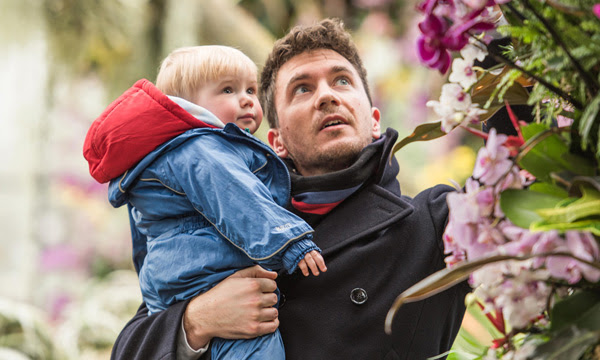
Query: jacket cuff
[[282, 236, 320, 274], [177, 317, 209, 360]]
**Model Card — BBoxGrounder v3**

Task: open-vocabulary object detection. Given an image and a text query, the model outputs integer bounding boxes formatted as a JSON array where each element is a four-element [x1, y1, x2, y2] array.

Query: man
[[111, 19, 469, 360]]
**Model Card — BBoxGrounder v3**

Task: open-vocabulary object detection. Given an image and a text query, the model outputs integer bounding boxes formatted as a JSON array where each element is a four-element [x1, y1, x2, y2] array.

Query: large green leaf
[[500, 189, 564, 229], [560, 152, 597, 178], [527, 326, 600, 360], [530, 219, 600, 235], [465, 299, 505, 340], [384, 252, 600, 334], [471, 68, 531, 107], [536, 186, 600, 223], [446, 324, 488, 360], [472, 80, 531, 124], [550, 290, 600, 333], [390, 121, 446, 157], [529, 182, 569, 198], [518, 124, 572, 182], [578, 91, 600, 152], [569, 176, 600, 197]]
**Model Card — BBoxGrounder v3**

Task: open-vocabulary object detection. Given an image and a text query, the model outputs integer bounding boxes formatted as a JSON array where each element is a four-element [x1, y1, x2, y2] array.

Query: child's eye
[[246, 88, 255, 95], [222, 87, 233, 94]]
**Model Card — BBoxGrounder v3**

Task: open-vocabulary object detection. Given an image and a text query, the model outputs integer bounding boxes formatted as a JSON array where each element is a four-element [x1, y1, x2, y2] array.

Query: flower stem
[[472, 35, 584, 110], [519, 0, 600, 95], [504, 1, 527, 23], [514, 127, 562, 163]]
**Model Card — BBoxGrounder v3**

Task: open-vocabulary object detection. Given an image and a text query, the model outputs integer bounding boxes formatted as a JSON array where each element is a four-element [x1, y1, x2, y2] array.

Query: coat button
[[278, 293, 286, 308], [350, 288, 368, 305]]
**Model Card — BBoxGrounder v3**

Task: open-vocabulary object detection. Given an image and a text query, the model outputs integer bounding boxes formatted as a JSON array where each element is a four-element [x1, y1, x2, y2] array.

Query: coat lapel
[[313, 183, 415, 255]]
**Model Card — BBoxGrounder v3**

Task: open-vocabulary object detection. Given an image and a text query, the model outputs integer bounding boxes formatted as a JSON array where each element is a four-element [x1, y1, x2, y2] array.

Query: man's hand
[[297, 250, 327, 277], [182, 265, 279, 349]]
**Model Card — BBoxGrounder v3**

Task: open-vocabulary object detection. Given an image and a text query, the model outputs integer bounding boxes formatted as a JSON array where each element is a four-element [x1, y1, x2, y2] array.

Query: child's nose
[[240, 94, 254, 107]]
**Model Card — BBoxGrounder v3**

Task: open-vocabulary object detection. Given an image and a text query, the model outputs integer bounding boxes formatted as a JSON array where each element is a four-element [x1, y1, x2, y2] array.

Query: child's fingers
[[313, 252, 327, 272], [297, 259, 309, 276], [303, 251, 320, 276]]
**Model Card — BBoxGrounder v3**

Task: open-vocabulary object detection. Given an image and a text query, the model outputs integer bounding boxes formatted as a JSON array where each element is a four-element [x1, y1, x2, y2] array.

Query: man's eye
[[335, 78, 350, 86], [294, 86, 309, 95], [222, 87, 233, 94]]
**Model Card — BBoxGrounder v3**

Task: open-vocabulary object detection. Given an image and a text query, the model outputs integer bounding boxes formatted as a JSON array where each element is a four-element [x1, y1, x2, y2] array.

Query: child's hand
[[297, 250, 327, 277]]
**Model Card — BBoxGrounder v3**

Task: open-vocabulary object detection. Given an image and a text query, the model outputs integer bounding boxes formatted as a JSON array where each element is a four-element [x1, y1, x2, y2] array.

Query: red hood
[[83, 79, 218, 183]]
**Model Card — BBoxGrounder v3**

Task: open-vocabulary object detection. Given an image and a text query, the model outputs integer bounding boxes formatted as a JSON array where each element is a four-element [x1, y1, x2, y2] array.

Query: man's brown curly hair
[[260, 18, 372, 129]]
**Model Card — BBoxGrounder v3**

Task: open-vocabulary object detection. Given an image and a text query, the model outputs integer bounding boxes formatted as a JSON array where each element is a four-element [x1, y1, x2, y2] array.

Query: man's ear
[[267, 128, 290, 158], [371, 107, 381, 139]]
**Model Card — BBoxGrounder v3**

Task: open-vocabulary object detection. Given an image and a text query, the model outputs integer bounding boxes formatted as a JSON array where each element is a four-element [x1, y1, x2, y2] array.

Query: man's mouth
[[322, 120, 344, 129], [320, 115, 347, 130]]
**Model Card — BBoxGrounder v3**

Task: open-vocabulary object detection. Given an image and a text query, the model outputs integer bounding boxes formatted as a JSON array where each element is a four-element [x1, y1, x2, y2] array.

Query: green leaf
[[561, 152, 597, 177], [390, 121, 446, 156], [529, 182, 569, 198], [528, 326, 600, 360], [500, 189, 564, 229], [465, 300, 505, 340], [536, 187, 600, 223], [570, 176, 600, 197], [385, 254, 521, 335], [551, 290, 600, 333], [519, 124, 573, 182], [530, 219, 600, 235], [579, 91, 600, 151], [385, 251, 600, 334], [447, 325, 488, 360], [384, 252, 600, 335], [471, 69, 531, 114]]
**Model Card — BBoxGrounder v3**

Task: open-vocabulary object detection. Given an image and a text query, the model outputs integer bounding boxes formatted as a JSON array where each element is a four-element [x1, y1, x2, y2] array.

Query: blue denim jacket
[[104, 94, 316, 314]]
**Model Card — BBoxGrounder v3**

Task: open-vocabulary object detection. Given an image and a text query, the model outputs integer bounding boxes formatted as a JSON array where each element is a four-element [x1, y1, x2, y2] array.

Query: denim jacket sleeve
[[164, 134, 315, 271]]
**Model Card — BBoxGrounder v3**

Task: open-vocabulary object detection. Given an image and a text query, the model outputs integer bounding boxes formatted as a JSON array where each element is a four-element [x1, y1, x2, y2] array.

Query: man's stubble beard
[[290, 137, 369, 176]]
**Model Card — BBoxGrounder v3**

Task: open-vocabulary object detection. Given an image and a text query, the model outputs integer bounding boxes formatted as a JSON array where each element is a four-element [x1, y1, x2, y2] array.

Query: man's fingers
[[260, 292, 279, 308], [256, 318, 280, 337], [255, 277, 278, 293], [231, 265, 277, 280], [258, 307, 279, 322]]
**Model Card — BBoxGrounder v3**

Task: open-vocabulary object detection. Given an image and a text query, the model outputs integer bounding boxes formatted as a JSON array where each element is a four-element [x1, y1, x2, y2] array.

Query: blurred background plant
[[386, 0, 600, 359], [2, 0, 483, 357]]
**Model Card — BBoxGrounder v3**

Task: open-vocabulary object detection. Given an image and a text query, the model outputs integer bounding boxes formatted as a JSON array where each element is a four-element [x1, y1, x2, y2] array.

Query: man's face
[[267, 49, 380, 176], [194, 70, 263, 134]]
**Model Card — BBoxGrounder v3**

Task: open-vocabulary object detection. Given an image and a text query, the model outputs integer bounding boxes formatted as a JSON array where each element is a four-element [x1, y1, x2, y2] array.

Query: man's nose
[[315, 85, 340, 109]]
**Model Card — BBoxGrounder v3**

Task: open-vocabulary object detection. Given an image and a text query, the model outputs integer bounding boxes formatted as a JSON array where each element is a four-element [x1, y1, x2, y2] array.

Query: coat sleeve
[[166, 136, 315, 269], [111, 300, 189, 360], [426, 184, 454, 256]]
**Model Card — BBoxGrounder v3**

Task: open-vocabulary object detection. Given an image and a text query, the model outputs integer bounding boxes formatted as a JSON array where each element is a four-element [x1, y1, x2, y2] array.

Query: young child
[[83, 46, 327, 359]]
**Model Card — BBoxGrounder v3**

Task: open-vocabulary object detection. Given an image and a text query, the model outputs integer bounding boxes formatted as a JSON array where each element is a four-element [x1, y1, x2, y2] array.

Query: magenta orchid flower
[[416, 0, 499, 73], [594, 4, 600, 18], [417, 14, 452, 73]]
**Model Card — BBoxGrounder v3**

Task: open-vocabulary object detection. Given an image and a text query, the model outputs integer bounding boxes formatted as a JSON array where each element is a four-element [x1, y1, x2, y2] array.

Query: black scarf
[[286, 129, 398, 226]]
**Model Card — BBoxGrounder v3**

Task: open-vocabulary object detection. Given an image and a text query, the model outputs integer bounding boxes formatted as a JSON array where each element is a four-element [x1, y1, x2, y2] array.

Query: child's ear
[[267, 129, 289, 158]]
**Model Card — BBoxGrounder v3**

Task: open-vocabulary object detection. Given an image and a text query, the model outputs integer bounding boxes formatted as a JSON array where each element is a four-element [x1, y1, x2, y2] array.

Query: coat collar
[[288, 128, 415, 253], [312, 183, 415, 255]]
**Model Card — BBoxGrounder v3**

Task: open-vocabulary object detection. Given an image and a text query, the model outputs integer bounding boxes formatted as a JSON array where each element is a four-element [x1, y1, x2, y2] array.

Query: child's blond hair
[[156, 45, 257, 103]]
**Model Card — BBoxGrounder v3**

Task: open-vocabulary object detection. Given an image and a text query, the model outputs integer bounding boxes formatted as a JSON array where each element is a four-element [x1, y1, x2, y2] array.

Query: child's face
[[194, 70, 263, 134]]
